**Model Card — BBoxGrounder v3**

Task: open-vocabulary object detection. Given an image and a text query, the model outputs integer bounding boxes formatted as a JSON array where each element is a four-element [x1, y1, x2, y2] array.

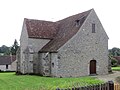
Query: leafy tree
[[10, 39, 19, 55], [109, 47, 120, 56], [0, 45, 10, 55], [109, 47, 120, 67], [109, 54, 118, 67]]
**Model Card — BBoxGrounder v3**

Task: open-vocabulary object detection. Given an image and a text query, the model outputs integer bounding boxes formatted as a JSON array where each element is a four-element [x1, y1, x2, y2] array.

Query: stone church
[[17, 9, 109, 77]]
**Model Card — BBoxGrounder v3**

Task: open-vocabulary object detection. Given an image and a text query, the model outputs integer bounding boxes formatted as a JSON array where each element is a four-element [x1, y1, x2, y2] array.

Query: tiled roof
[[25, 9, 92, 52], [40, 9, 91, 52], [0, 55, 16, 65], [25, 19, 58, 39]]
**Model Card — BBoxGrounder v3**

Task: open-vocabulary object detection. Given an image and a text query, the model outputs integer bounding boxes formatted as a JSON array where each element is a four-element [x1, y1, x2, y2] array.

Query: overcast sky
[[0, 0, 119, 49]]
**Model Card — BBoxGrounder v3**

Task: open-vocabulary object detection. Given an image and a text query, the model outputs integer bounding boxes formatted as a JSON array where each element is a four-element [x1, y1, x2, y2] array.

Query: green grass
[[0, 72, 103, 90], [112, 66, 120, 71]]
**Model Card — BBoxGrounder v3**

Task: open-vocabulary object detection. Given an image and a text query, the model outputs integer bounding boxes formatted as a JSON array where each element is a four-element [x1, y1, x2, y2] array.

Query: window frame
[[92, 23, 95, 33]]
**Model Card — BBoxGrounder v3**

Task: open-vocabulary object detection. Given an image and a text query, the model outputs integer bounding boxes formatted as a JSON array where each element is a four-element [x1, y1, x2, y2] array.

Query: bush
[[111, 58, 118, 67]]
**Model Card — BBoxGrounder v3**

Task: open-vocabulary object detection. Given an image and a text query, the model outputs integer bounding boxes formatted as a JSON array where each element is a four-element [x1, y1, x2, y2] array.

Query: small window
[[92, 23, 95, 33], [75, 20, 80, 27], [52, 63, 54, 67], [29, 61, 33, 63], [58, 56, 60, 59], [6, 65, 8, 69]]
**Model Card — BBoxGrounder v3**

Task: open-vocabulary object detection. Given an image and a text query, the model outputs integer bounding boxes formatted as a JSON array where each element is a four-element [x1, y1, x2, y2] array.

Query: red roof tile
[[25, 19, 58, 39]]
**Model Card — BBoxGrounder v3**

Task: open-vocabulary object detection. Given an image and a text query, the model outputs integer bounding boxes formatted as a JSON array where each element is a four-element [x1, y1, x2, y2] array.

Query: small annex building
[[0, 55, 16, 71], [17, 9, 109, 77]]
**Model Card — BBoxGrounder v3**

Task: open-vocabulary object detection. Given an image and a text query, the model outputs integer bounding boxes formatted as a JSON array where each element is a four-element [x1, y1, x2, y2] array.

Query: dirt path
[[91, 71, 120, 83]]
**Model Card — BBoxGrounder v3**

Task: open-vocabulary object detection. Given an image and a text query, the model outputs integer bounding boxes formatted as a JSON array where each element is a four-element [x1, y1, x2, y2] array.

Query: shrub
[[111, 59, 118, 67]]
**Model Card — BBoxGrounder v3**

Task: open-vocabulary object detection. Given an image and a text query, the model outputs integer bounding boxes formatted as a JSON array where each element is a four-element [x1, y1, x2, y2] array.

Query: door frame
[[89, 60, 96, 75]]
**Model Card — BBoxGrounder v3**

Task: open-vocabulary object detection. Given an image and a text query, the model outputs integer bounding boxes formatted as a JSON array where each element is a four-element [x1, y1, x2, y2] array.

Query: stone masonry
[[57, 10, 108, 77], [17, 9, 109, 77]]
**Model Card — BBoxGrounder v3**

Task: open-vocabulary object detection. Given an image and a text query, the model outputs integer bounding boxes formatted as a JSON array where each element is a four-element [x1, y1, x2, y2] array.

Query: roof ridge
[[56, 9, 92, 23], [24, 18, 55, 23], [24, 9, 92, 23]]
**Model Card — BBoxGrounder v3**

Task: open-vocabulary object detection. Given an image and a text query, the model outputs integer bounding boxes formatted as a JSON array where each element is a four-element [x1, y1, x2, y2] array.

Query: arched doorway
[[90, 60, 96, 75]]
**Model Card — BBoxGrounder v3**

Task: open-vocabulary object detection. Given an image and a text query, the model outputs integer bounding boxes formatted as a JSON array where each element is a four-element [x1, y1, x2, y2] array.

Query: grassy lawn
[[112, 66, 120, 71], [0, 72, 103, 90]]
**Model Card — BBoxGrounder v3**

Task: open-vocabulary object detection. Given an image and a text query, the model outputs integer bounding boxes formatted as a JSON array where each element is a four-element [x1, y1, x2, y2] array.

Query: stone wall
[[0, 65, 11, 71], [50, 53, 58, 77], [21, 46, 34, 74], [38, 52, 58, 77], [11, 60, 17, 71], [39, 53, 51, 76], [16, 48, 21, 73], [57, 9, 108, 77], [19, 20, 50, 74], [20, 20, 28, 74], [33, 53, 39, 74], [28, 38, 50, 52]]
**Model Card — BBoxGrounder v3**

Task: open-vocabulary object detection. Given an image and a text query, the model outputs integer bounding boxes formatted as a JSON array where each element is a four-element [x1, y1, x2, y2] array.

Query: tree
[[109, 47, 120, 56], [0, 45, 10, 55], [108, 54, 118, 67], [10, 39, 19, 55], [108, 47, 120, 67]]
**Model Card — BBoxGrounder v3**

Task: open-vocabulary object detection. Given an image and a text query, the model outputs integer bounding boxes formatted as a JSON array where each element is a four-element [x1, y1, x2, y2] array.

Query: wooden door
[[90, 60, 96, 74]]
